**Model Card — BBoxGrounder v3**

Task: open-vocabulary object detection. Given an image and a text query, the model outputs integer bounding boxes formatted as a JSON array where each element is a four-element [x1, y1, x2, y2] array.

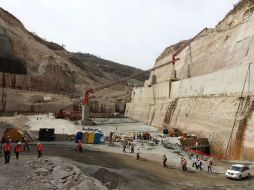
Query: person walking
[[136, 148, 140, 160], [37, 142, 43, 158], [207, 158, 213, 173], [130, 143, 134, 153], [163, 155, 168, 168], [23, 137, 30, 151], [122, 143, 126, 153], [14, 142, 22, 160], [76, 140, 83, 152], [196, 158, 200, 170], [181, 157, 187, 171], [192, 155, 197, 168], [196, 158, 202, 171], [3, 142, 11, 164]]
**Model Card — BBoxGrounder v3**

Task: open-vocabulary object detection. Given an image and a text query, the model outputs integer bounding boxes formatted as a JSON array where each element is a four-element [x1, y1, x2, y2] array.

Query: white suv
[[226, 164, 250, 180]]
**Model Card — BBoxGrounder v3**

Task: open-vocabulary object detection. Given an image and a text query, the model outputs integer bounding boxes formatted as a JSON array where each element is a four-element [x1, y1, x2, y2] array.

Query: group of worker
[[1, 136, 43, 164], [122, 142, 135, 153], [161, 154, 213, 173], [191, 155, 213, 173], [122, 142, 140, 160]]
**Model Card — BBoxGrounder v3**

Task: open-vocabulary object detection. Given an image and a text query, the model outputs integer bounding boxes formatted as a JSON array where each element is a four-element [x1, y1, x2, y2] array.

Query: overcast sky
[[0, 0, 240, 70]]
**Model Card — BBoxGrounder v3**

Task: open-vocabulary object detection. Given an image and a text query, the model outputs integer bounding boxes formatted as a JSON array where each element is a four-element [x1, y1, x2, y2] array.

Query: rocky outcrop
[[0, 8, 146, 94], [0, 7, 147, 113], [27, 157, 107, 190]]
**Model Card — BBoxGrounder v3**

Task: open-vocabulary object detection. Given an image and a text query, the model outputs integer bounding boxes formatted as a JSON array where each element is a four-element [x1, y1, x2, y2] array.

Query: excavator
[[54, 28, 207, 121]]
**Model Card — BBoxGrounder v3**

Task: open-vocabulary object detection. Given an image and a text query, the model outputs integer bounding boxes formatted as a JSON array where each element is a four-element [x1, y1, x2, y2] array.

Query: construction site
[[1, 0, 254, 189]]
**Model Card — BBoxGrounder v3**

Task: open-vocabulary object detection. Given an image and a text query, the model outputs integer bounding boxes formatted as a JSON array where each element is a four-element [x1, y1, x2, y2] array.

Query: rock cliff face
[[126, 0, 254, 160], [0, 8, 147, 113]]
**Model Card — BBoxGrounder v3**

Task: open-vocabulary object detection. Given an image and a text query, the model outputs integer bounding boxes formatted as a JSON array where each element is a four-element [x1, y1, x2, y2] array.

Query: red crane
[[171, 28, 208, 67]]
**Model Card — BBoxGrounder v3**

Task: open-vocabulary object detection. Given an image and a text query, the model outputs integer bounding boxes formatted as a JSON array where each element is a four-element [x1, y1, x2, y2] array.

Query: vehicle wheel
[[239, 175, 242, 181]]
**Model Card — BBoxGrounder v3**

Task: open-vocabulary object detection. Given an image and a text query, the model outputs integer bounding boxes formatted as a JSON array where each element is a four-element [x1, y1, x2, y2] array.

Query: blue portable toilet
[[75, 131, 83, 143], [94, 132, 101, 144]]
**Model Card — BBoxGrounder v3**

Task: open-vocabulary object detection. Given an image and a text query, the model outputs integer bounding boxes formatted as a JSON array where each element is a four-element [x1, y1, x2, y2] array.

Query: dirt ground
[[1, 144, 254, 190]]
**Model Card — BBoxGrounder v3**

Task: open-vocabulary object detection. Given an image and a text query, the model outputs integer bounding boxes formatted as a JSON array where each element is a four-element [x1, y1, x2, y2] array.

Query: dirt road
[[1, 144, 253, 190]]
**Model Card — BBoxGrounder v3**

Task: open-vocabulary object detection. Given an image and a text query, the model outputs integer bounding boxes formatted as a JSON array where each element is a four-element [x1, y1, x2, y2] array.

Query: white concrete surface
[[26, 114, 82, 135], [26, 114, 158, 136], [171, 63, 254, 98]]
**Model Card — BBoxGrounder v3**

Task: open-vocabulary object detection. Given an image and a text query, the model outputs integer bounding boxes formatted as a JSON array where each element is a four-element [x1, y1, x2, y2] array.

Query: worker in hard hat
[[37, 142, 43, 158], [14, 142, 22, 160], [3, 141, 11, 164]]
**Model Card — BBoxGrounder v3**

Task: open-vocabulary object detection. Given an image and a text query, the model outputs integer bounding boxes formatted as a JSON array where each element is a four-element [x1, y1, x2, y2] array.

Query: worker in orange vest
[[37, 142, 43, 158], [3, 141, 11, 164], [14, 142, 22, 160]]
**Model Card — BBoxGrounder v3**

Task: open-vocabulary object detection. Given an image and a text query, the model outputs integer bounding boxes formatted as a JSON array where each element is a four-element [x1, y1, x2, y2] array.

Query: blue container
[[94, 132, 101, 144], [75, 131, 83, 143]]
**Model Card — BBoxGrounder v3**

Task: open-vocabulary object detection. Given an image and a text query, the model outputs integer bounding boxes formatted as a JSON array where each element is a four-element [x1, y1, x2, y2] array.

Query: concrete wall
[[169, 96, 254, 160], [125, 99, 175, 128], [170, 63, 254, 98], [126, 63, 254, 160], [131, 81, 170, 104], [126, 96, 254, 160]]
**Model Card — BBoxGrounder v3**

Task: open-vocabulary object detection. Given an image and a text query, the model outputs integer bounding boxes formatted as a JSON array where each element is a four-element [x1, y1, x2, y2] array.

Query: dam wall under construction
[[125, 0, 254, 160]]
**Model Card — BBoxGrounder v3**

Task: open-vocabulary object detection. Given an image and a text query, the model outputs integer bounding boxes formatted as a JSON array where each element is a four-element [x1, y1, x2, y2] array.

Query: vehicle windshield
[[229, 166, 241, 171]]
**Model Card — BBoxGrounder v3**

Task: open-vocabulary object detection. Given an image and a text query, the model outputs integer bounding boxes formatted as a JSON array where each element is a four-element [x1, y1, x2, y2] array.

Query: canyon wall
[[126, 0, 254, 160]]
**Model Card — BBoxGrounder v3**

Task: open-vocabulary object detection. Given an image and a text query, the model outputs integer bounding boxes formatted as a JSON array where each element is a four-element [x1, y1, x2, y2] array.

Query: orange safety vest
[[37, 144, 43, 151], [3, 143, 11, 152], [15, 144, 22, 153]]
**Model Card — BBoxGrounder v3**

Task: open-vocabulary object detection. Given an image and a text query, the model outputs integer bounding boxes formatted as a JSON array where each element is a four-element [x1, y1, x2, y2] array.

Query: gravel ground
[[1, 144, 254, 190]]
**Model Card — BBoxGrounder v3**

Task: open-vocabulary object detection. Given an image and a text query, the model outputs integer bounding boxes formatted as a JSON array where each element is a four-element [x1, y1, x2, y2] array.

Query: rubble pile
[[26, 157, 107, 190]]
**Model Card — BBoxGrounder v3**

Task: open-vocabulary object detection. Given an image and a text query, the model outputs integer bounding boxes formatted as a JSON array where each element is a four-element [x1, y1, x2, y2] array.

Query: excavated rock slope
[[0, 8, 147, 112], [126, 0, 254, 160]]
